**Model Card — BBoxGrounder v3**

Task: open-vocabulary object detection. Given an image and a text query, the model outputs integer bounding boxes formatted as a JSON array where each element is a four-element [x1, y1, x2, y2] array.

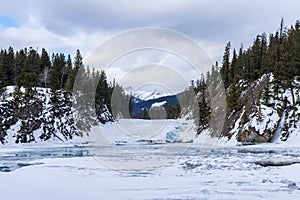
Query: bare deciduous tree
[[40, 66, 51, 88]]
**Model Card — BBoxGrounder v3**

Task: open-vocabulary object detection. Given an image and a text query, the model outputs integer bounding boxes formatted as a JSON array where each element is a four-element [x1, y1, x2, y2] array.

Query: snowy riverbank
[[1, 143, 300, 200], [1, 119, 300, 199]]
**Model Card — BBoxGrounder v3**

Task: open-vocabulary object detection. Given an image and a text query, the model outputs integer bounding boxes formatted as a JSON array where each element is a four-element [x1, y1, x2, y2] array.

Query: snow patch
[[151, 101, 167, 108]]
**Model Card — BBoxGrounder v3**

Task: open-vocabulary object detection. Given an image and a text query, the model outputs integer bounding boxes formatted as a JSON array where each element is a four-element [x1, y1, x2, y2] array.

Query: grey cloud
[[119, 64, 190, 94], [1, 0, 300, 62], [84, 28, 212, 86]]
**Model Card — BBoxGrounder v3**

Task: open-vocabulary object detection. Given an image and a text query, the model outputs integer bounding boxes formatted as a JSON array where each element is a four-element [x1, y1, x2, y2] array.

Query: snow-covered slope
[[222, 75, 300, 146], [0, 86, 114, 145]]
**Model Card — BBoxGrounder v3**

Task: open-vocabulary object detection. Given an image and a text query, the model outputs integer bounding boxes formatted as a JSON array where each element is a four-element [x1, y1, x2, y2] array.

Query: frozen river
[[1, 142, 300, 200]]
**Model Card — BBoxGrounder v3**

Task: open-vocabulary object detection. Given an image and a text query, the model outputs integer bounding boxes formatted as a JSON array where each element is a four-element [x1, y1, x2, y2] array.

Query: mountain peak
[[124, 87, 171, 101], [133, 90, 170, 101]]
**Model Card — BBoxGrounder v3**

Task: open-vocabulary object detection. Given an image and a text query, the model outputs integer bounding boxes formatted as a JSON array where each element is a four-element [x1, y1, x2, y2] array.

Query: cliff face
[[0, 87, 114, 145], [222, 75, 300, 144]]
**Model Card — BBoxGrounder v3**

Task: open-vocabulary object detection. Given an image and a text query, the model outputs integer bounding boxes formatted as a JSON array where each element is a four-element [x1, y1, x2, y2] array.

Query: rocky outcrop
[[221, 74, 270, 140], [223, 75, 300, 144], [237, 128, 272, 143]]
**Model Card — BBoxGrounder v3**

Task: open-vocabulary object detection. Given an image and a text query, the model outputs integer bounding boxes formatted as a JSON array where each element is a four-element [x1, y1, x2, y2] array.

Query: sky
[[0, 0, 299, 92]]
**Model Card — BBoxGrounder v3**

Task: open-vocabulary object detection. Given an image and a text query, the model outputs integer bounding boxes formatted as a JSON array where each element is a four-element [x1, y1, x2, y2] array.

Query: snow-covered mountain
[[134, 90, 170, 101], [125, 87, 170, 101]]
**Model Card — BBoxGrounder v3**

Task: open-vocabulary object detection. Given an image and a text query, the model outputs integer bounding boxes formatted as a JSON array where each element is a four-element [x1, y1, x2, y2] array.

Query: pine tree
[[74, 49, 83, 70], [95, 70, 110, 114], [220, 42, 231, 88], [110, 83, 128, 118], [0, 50, 13, 86], [0, 51, 6, 89], [59, 53, 68, 89], [50, 54, 62, 91], [20, 48, 40, 92], [66, 50, 82, 92], [279, 17, 285, 43], [229, 48, 238, 83], [250, 36, 262, 80], [237, 44, 247, 81], [0, 52, 5, 94], [7, 47, 14, 85], [197, 74, 211, 131], [226, 79, 241, 112], [265, 33, 278, 73], [14, 49, 26, 87], [260, 33, 268, 74]]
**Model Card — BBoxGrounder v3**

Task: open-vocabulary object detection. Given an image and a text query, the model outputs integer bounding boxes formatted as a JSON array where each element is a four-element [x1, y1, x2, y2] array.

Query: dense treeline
[[0, 47, 80, 92], [221, 19, 300, 112], [0, 47, 125, 119], [185, 19, 300, 134]]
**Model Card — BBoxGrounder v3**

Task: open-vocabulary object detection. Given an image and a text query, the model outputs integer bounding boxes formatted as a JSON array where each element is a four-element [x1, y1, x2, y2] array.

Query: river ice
[[1, 119, 300, 200]]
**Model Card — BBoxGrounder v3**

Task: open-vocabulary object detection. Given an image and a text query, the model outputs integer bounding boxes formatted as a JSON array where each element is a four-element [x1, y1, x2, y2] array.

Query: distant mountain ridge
[[131, 95, 179, 117], [125, 87, 171, 101], [124, 88, 181, 117]]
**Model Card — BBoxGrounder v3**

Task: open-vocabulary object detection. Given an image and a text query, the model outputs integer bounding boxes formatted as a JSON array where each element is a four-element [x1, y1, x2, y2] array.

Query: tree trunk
[[290, 86, 295, 108]]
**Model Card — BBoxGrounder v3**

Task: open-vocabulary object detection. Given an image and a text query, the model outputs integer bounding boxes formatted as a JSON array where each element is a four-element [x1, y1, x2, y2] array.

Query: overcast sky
[[0, 0, 299, 92]]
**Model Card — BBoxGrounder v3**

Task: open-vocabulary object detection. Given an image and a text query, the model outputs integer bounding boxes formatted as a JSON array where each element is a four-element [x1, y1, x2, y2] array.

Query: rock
[[255, 160, 300, 167], [237, 128, 270, 143]]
